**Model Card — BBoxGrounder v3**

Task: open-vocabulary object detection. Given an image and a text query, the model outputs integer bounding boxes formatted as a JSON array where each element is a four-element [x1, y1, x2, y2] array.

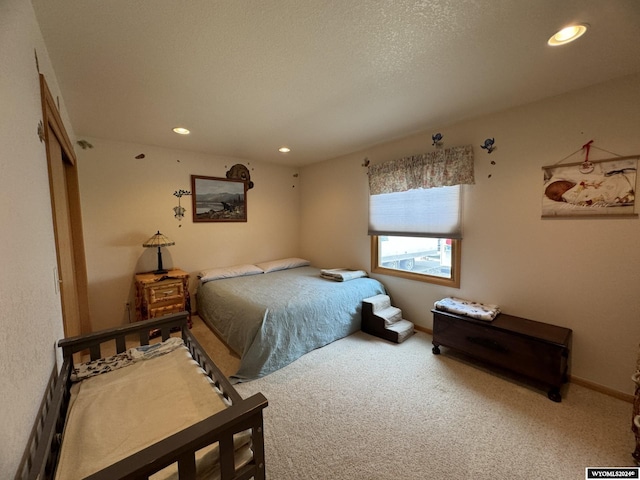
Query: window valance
[[368, 145, 475, 195]]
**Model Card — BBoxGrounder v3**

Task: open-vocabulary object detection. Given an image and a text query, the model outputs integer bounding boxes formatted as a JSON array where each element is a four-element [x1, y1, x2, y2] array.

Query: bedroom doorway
[[41, 74, 91, 337]]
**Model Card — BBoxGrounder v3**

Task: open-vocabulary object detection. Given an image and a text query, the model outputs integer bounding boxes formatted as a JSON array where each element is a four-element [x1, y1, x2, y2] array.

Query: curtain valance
[[368, 145, 475, 195]]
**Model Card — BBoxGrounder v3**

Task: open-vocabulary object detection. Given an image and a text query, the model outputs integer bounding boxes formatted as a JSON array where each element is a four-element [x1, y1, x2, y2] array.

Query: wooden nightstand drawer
[[148, 281, 184, 305], [149, 303, 184, 318]]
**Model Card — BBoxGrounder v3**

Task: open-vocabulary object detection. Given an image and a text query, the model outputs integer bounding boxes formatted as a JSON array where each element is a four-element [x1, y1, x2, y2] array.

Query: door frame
[[40, 74, 91, 336]]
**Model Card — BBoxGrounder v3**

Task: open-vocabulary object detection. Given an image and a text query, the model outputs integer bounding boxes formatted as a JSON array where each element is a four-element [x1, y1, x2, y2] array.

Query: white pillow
[[255, 257, 311, 273], [198, 264, 264, 283]]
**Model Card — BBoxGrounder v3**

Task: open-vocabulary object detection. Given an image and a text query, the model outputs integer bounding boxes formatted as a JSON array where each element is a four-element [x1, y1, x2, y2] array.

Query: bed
[[18, 312, 268, 480], [196, 260, 387, 382]]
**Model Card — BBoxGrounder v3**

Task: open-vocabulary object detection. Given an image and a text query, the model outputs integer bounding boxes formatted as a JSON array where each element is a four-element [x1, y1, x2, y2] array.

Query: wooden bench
[[431, 309, 572, 402]]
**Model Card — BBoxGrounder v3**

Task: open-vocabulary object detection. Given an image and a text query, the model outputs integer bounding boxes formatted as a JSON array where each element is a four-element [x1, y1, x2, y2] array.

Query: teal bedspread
[[197, 266, 386, 381]]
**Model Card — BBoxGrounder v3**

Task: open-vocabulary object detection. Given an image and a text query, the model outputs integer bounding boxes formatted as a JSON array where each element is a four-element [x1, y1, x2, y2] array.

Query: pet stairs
[[362, 294, 414, 343]]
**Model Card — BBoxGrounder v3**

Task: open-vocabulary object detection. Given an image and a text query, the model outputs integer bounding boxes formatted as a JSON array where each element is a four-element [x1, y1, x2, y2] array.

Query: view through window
[[377, 235, 452, 277]]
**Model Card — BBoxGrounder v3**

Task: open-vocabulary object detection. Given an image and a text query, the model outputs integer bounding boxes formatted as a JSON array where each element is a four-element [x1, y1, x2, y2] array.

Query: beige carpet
[[190, 317, 636, 480], [189, 314, 241, 376]]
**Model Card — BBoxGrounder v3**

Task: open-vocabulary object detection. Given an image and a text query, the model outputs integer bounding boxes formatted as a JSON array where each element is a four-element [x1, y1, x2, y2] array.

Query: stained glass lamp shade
[[142, 231, 175, 274]]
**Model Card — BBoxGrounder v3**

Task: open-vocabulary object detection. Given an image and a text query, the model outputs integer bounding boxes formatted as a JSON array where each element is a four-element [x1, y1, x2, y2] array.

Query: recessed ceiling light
[[278, 147, 291, 153], [172, 127, 190, 135], [548, 24, 588, 46]]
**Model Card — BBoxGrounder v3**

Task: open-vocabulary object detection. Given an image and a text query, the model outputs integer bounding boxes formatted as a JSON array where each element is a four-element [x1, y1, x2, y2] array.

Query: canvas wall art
[[541, 157, 637, 217], [191, 175, 247, 222]]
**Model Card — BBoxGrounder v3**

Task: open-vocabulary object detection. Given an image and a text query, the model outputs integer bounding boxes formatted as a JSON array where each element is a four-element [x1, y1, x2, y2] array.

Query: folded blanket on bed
[[320, 268, 369, 282], [71, 337, 185, 382], [434, 297, 501, 321]]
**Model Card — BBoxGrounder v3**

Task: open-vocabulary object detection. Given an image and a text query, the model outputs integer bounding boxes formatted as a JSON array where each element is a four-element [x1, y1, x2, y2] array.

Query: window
[[371, 235, 461, 287], [367, 146, 473, 287], [369, 185, 463, 287]]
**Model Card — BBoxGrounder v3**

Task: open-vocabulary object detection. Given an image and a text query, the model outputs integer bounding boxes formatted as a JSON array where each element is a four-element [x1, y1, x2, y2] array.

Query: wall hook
[[432, 133, 443, 146], [481, 138, 496, 154], [37, 120, 45, 142], [579, 140, 595, 173]]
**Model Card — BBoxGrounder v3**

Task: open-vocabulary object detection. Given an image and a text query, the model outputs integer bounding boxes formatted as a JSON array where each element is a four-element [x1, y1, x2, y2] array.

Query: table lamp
[[142, 230, 175, 274]]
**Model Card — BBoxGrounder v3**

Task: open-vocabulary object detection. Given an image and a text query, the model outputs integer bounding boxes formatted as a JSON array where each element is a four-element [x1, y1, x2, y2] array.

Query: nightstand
[[134, 269, 191, 328]]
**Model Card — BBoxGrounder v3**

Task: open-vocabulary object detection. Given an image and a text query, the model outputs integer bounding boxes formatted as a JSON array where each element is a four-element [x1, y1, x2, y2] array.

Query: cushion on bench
[[434, 296, 500, 321]]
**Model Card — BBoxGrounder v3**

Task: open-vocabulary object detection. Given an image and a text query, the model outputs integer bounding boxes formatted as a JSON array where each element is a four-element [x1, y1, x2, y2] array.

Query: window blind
[[368, 185, 462, 238], [367, 145, 473, 238]]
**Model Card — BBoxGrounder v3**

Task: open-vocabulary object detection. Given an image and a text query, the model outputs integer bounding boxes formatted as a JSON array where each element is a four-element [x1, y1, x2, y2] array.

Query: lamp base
[[154, 246, 169, 275]]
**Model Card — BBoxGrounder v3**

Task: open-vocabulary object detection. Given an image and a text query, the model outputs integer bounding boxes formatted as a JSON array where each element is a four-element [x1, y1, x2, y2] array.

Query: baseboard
[[412, 324, 633, 403], [414, 324, 432, 334], [569, 375, 634, 403]]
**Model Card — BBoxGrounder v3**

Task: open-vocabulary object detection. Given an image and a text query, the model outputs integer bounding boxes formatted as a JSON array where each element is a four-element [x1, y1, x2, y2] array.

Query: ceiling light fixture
[[548, 24, 588, 46], [172, 127, 190, 135], [278, 147, 291, 153]]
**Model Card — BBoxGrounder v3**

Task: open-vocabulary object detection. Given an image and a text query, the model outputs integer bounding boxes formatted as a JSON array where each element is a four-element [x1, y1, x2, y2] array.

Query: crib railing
[[83, 393, 267, 480], [19, 312, 268, 480]]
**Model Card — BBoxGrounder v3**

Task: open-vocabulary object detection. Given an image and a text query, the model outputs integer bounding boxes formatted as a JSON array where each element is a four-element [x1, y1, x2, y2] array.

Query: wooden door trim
[[40, 74, 91, 335], [40, 75, 76, 166]]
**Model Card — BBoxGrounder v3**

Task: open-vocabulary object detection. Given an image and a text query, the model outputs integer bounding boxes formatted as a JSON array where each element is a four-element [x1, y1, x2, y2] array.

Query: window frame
[[370, 235, 461, 288]]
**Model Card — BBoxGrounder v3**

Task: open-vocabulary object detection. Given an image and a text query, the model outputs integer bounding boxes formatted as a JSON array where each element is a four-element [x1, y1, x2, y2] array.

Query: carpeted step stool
[[362, 294, 414, 343]]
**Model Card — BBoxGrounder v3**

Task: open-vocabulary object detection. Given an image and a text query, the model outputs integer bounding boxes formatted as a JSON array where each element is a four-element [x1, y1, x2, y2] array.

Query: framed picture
[[541, 156, 637, 218], [191, 175, 247, 222]]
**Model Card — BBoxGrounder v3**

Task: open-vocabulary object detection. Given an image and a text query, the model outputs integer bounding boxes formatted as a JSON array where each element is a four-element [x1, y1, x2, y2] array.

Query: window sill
[[371, 265, 460, 288]]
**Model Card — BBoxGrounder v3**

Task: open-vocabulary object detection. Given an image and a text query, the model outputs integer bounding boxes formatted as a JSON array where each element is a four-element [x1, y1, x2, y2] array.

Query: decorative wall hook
[[37, 120, 45, 142], [580, 140, 595, 173], [432, 133, 443, 146], [481, 138, 496, 154], [173, 189, 192, 221], [362, 157, 370, 167], [226, 163, 254, 189]]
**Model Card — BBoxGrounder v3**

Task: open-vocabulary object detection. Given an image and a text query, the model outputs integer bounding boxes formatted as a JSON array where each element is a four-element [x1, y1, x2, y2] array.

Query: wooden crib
[[17, 312, 267, 480]]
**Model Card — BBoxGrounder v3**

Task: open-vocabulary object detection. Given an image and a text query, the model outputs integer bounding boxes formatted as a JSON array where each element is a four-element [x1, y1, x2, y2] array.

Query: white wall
[[77, 138, 301, 331], [300, 73, 640, 395], [0, 0, 71, 476]]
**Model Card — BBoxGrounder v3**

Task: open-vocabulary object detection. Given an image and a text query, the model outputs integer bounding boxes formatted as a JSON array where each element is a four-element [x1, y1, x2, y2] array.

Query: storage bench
[[431, 309, 572, 401]]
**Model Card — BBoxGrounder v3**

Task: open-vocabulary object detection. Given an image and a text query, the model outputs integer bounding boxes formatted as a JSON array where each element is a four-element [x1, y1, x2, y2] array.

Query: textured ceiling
[[31, 0, 640, 166]]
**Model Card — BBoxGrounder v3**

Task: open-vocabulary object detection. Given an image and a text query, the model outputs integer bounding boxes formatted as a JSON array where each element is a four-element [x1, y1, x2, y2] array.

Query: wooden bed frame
[[17, 312, 268, 480]]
